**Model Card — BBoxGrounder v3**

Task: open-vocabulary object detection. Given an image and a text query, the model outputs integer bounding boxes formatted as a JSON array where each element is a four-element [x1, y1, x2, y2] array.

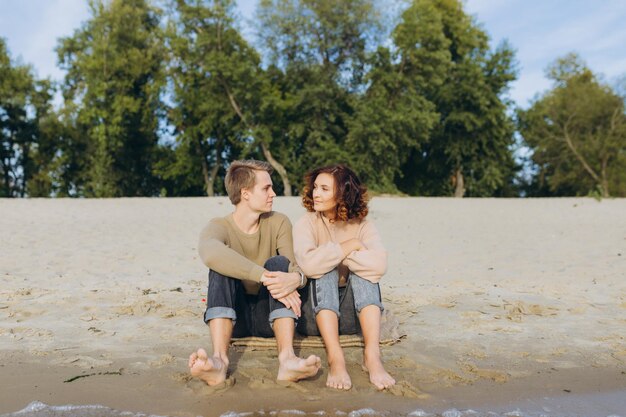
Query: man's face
[[243, 170, 276, 213]]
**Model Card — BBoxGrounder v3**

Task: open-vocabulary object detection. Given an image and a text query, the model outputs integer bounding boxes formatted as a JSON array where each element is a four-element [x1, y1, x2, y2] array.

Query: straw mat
[[230, 309, 405, 350]]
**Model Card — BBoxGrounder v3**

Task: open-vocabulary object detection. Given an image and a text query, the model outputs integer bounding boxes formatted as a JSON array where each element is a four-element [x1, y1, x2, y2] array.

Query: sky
[[1, 0, 625, 109]]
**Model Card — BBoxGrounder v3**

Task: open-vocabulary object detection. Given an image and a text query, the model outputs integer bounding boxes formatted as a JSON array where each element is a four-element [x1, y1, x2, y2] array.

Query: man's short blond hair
[[225, 160, 273, 205]]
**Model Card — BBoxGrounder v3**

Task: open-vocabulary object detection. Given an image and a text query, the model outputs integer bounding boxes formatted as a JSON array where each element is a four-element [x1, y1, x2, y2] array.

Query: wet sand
[[0, 197, 625, 416]]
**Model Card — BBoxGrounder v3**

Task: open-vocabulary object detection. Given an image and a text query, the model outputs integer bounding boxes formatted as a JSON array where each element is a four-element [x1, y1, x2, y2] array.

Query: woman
[[293, 164, 395, 390]]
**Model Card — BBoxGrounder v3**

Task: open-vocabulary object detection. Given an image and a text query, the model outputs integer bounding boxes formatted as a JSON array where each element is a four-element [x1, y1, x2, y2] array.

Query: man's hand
[[278, 291, 302, 317], [261, 271, 301, 299]]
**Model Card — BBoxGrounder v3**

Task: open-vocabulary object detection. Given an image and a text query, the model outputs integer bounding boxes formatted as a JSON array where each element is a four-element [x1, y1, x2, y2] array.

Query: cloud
[[511, 69, 552, 108], [466, 0, 626, 108], [1, 0, 89, 80]]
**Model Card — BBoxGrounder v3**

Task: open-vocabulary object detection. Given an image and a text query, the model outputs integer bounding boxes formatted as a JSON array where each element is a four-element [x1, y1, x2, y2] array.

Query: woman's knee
[[349, 273, 384, 313], [311, 270, 340, 316]]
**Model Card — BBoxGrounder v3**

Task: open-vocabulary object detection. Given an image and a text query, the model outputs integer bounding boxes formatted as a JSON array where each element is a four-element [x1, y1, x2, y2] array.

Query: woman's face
[[312, 173, 337, 214]]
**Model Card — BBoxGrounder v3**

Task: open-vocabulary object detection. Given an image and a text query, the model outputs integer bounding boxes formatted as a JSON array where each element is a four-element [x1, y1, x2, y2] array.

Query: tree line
[[1, 0, 624, 198]]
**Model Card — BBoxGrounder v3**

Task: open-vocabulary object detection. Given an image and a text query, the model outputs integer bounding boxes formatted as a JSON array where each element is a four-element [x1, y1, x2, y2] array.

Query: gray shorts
[[296, 269, 384, 337]]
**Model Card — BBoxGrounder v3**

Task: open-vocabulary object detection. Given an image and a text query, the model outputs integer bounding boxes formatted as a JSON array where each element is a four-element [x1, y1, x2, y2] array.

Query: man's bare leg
[[274, 317, 321, 382], [316, 310, 351, 390], [189, 318, 231, 386], [359, 305, 395, 390]]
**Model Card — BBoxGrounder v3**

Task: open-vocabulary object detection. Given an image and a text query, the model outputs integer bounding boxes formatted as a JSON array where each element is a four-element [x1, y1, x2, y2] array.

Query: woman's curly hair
[[302, 164, 369, 222]]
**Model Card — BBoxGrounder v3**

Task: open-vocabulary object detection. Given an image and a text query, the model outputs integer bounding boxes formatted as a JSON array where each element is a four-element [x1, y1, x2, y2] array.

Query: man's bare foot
[[326, 357, 352, 390], [277, 354, 321, 382], [188, 348, 228, 386], [364, 352, 395, 390]]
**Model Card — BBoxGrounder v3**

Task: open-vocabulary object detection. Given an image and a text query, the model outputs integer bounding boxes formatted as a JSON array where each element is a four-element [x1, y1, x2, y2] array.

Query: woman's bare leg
[[316, 309, 351, 390], [359, 305, 395, 389]]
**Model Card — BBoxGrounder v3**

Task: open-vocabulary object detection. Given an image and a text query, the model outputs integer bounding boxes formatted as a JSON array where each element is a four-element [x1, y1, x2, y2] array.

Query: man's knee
[[208, 270, 238, 298], [205, 270, 239, 323], [208, 269, 237, 286], [264, 255, 290, 272]]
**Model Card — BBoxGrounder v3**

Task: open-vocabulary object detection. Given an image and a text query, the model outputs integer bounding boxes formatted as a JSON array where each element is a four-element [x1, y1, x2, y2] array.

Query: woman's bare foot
[[188, 348, 228, 386], [363, 351, 395, 390], [326, 356, 352, 390], [277, 354, 321, 382]]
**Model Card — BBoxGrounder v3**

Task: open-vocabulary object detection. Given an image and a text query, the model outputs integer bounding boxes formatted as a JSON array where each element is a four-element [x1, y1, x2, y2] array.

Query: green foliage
[[395, 0, 519, 197], [163, 0, 250, 196], [519, 53, 626, 197], [0, 38, 55, 197], [57, 0, 166, 197], [256, 0, 381, 191], [10, 0, 601, 199], [345, 0, 452, 192]]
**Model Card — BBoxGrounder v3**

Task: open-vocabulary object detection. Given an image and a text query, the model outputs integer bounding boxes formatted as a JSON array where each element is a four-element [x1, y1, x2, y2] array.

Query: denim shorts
[[203, 256, 298, 338], [296, 269, 384, 337]]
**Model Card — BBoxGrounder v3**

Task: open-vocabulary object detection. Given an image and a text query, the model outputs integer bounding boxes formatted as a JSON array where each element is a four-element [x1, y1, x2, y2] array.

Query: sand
[[0, 197, 624, 416]]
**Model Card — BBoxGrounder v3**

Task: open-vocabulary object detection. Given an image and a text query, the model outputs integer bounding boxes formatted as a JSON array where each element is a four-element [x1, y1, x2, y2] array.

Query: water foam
[[0, 401, 174, 417], [2, 403, 623, 417]]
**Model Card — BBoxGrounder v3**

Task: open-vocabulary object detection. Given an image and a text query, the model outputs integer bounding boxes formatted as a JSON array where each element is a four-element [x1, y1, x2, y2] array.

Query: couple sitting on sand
[[188, 160, 395, 391]]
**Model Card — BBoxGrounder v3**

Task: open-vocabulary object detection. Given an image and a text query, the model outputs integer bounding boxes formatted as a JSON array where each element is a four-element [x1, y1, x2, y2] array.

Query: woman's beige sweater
[[293, 211, 387, 284]]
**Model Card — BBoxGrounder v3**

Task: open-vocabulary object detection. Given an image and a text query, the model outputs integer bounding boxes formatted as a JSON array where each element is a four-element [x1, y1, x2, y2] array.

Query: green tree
[[30, 102, 91, 197], [256, 0, 381, 192], [168, 0, 293, 195], [345, 0, 450, 192], [57, 0, 166, 197], [518, 53, 626, 197], [0, 38, 54, 197], [164, 0, 240, 196], [395, 0, 518, 197]]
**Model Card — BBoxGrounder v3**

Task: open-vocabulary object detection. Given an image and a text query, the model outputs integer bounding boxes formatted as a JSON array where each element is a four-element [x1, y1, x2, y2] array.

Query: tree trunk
[[600, 155, 610, 198], [563, 127, 602, 189], [1, 158, 11, 197], [453, 167, 465, 198], [218, 77, 292, 196], [197, 138, 212, 196], [260, 142, 292, 196], [207, 148, 221, 197], [197, 137, 222, 197]]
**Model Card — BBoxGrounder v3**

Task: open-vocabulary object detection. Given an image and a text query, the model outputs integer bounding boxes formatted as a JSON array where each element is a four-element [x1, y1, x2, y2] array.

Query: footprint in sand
[[276, 379, 309, 392], [54, 355, 113, 369], [461, 362, 508, 383], [239, 368, 287, 390], [386, 380, 428, 399], [503, 301, 559, 322], [148, 354, 176, 367], [8, 327, 54, 340], [161, 308, 196, 319], [248, 377, 278, 389], [115, 300, 163, 316], [173, 372, 236, 393]]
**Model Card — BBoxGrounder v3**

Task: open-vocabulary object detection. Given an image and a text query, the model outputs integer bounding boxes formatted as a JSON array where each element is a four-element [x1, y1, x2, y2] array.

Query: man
[[189, 160, 321, 386]]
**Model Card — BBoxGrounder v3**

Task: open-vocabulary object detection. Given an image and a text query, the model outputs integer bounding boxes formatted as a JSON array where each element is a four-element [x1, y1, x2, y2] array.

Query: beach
[[0, 197, 624, 416]]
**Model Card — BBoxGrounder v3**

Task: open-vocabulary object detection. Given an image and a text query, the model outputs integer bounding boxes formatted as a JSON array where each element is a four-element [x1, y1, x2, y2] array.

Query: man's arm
[[198, 220, 266, 282], [261, 215, 305, 299]]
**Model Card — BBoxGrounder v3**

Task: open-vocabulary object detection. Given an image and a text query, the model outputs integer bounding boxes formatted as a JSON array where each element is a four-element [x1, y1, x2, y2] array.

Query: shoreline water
[[1, 198, 625, 417]]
